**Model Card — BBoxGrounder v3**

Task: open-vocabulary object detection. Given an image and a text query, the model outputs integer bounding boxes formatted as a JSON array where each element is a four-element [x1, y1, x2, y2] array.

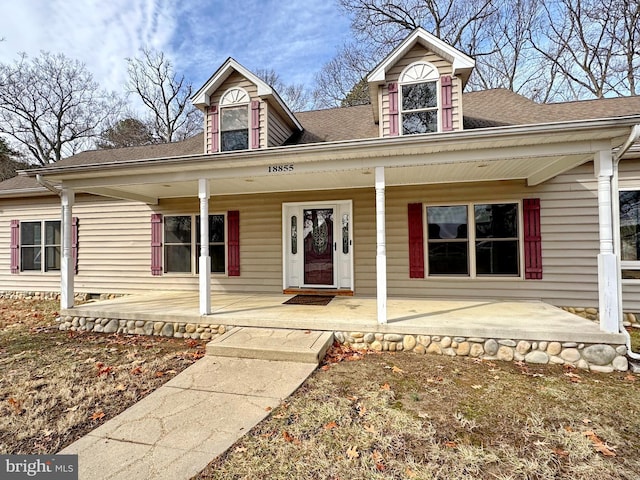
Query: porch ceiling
[[24, 117, 639, 203]]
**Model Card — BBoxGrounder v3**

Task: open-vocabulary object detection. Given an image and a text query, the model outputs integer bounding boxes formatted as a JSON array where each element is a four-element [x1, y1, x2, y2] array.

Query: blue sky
[[0, 0, 351, 96]]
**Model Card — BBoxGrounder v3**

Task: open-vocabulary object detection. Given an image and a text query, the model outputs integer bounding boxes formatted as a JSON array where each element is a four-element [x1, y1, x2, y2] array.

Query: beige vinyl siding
[[381, 44, 462, 136], [267, 106, 295, 147], [618, 160, 640, 311], [205, 72, 261, 153], [383, 164, 602, 307]]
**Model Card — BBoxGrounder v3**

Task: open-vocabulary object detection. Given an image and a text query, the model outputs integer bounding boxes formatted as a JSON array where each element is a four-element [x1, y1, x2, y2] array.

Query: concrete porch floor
[[62, 292, 626, 345]]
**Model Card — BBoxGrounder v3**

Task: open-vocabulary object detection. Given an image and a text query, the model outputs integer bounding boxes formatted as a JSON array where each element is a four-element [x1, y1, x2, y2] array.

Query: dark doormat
[[283, 295, 334, 306]]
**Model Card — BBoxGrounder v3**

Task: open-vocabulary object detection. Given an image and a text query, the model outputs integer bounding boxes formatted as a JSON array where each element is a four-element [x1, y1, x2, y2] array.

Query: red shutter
[[209, 105, 219, 153], [523, 198, 542, 279], [151, 214, 163, 276], [441, 75, 453, 132], [408, 203, 425, 278], [251, 100, 260, 149], [10, 220, 19, 274], [388, 82, 399, 137], [72, 217, 79, 274], [227, 210, 240, 276]]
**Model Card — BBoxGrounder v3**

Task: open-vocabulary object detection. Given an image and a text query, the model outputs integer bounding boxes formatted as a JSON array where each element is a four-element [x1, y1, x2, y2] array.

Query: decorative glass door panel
[[303, 208, 334, 285]]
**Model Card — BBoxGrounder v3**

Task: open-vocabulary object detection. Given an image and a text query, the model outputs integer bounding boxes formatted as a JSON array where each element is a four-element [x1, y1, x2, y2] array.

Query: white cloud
[[0, 0, 178, 94], [0, 0, 351, 104]]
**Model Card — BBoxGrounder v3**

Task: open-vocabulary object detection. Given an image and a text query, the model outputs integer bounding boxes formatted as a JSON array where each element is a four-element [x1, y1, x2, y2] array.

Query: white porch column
[[595, 150, 620, 333], [198, 179, 211, 315], [375, 166, 387, 324], [60, 188, 75, 309]]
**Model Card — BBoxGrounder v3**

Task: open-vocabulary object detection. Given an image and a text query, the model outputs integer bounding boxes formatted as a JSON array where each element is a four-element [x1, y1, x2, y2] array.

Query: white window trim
[[19, 219, 61, 274], [423, 201, 524, 279], [399, 61, 441, 135], [219, 87, 251, 152], [163, 213, 227, 276], [618, 187, 640, 283]]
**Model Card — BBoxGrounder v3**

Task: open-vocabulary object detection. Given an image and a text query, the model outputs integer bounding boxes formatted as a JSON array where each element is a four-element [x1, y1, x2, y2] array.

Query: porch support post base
[[375, 166, 387, 324], [598, 253, 620, 333], [199, 178, 211, 315], [61, 188, 75, 310]]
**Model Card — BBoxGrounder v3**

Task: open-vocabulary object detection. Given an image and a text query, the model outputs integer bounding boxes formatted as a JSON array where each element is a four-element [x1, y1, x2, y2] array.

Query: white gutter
[[35, 174, 61, 196], [612, 124, 640, 360]]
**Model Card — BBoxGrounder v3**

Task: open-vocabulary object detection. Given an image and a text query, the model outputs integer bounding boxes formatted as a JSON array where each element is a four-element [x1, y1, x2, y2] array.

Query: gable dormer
[[367, 28, 475, 137], [191, 58, 302, 154]]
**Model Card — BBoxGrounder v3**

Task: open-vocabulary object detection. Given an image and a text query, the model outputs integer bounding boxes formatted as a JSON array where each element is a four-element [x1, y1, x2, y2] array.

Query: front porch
[[58, 292, 629, 371]]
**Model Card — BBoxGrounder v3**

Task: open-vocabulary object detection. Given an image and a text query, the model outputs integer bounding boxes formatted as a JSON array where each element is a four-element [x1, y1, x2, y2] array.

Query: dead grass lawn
[[197, 345, 640, 480], [0, 298, 205, 454]]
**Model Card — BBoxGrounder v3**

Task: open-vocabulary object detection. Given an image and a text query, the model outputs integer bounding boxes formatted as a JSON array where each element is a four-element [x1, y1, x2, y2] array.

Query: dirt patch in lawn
[[0, 298, 205, 454], [197, 345, 640, 480]]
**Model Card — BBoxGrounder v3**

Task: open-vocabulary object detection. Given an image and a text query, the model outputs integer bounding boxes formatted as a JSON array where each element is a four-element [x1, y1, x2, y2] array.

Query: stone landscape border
[[2, 291, 633, 372]]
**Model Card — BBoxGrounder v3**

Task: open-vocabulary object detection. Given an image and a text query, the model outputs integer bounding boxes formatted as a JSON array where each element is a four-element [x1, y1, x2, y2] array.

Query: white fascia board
[[191, 58, 273, 106], [367, 27, 475, 84], [191, 58, 301, 132]]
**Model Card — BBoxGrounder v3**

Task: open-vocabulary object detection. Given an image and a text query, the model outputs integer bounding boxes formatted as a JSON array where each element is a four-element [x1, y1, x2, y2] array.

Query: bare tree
[[254, 68, 312, 112], [127, 48, 202, 143], [0, 52, 122, 165], [314, 0, 639, 106], [608, 0, 640, 96], [313, 43, 376, 107], [313, 0, 499, 107]]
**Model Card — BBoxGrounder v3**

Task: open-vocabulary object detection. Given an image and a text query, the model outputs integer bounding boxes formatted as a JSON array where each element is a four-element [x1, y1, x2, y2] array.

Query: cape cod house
[[2, 28, 640, 368]]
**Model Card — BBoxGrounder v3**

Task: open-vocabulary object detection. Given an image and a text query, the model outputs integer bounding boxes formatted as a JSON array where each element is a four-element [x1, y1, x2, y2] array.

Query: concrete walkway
[[59, 329, 331, 479]]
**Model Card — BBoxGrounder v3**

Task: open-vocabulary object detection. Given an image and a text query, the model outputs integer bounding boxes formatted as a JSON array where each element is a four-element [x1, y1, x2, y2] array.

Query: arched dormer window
[[400, 62, 439, 134], [219, 87, 250, 151]]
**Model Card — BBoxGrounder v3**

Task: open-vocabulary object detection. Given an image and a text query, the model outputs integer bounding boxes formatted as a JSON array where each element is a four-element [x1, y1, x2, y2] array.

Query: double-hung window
[[620, 190, 640, 279], [400, 62, 439, 135], [426, 203, 520, 277], [164, 214, 226, 274], [220, 87, 249, 151], [20, 220, 61, 272]]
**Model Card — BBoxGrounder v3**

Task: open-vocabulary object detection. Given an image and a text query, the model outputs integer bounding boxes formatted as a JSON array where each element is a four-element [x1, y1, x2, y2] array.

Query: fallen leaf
[[321, 365, 330, 371], [392, 366, 404, 374], [154, 371, 165, 377], [364, 424, 377, 434], [346, 445, 359, 459], [405, 468, 417, 478], [553, 447, 569, 457], [564, 426, 574, 433], [265, 406, 272, 412], [324, 421, 338, 430], [90, 411, 105, 421], [583, 430, 616, 457], [444, 441, 458, 448], [115, 384, 126, 392], [130, 366, 143, 375], [282, 431, 295, 443], [380, 383, 391, 391], [8, 397, 23, 415]]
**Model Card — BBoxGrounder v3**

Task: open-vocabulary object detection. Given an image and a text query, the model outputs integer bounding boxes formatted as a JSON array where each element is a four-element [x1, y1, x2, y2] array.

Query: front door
[[303, 208, 334, 285], [283, 201, 353, 290]]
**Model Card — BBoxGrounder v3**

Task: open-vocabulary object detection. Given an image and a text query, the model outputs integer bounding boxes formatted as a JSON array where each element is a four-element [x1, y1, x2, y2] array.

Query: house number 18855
[[268, 164, 294, 173]]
